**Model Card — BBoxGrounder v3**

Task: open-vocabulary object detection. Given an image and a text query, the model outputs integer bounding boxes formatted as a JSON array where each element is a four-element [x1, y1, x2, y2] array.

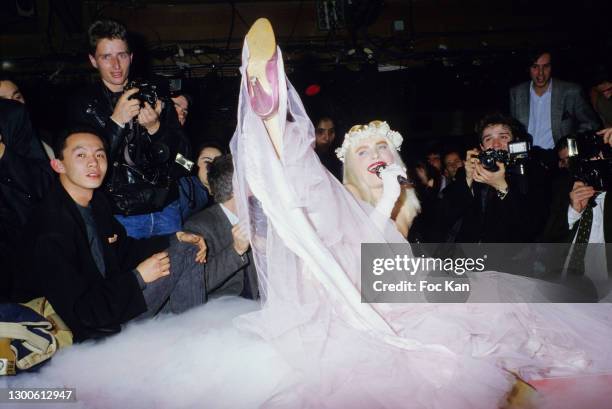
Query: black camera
[[567, 131, 612, 191], [568, 131, 611, 160], [478, 149, 509, 172], [125, 79, 160, 108], [477, 141, 529, 172], [570, 159, 612, 191]]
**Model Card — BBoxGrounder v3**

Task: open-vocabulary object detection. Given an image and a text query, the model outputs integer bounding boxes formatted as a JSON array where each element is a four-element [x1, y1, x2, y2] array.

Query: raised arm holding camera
[[437, 113, 549, 243], [540, 131, 611, 283], [68, 19, 190, 239]]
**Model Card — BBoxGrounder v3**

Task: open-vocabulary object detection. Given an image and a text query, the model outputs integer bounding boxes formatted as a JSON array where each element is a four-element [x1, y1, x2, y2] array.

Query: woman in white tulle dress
[[228, 17, 612, 408]]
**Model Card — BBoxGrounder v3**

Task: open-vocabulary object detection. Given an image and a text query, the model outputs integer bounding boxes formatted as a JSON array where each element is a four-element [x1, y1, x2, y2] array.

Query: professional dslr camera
[[125, 79, 168, 108], [567, 131, 612, 191], [477, 141, 530, 173]]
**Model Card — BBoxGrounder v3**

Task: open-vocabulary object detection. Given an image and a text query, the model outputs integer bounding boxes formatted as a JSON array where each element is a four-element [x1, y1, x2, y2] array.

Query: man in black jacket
[[0, 100, 54, 299], [437, 113, 549, 243], [12, 128, 206, 342], [68, 19, 189, 239]]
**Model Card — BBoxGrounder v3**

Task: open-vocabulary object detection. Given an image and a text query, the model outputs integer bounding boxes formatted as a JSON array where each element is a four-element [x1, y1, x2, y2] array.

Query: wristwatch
[[496, 186, 509, 200]]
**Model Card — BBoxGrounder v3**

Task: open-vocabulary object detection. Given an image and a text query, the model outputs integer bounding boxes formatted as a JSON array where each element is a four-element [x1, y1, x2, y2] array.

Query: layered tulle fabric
[[6, 298, 611, 409], [229, 40, 612, 408]]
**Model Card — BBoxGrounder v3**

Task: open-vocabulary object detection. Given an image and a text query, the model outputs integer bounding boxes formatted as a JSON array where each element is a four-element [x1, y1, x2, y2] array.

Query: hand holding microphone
[[373, 163, 409, 218], [372, 163, 412, 187]]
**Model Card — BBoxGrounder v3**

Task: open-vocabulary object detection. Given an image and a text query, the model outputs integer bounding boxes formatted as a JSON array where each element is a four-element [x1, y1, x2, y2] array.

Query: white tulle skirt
[[5, 297, 612, 409]]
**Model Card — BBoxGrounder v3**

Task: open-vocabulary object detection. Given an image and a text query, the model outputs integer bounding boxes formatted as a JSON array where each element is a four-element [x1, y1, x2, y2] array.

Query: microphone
[[369, 163, 412, 187]]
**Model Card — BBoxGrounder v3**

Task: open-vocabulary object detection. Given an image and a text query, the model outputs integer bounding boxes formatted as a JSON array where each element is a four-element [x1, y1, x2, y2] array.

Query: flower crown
[[335, 121, 403, 162]]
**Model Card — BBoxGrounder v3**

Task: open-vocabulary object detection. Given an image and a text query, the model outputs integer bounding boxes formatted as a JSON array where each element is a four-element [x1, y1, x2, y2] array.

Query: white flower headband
[[335, 121, 403, 162]]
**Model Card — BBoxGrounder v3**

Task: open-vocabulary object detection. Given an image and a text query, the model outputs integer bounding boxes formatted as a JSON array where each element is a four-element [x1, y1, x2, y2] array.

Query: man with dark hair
[[177, 142, 223, 223], [442, 150, 464, 183], [0, 78, 25, 104], [436, 113, 545, 243], [509, 50, 600, 151], [183, 154, 258, 300], [314, 116, 342, 180], [0, 76, 55, 159], [170, 91, 192, 128], [12, 128, 206, 341], [555, 136, 570, 169], [590, 65, 612, 128], [207, 154, 233, 203], [68, 19, 190, 239], [423, 147, 448, 194], [426, 149, 442, 172]]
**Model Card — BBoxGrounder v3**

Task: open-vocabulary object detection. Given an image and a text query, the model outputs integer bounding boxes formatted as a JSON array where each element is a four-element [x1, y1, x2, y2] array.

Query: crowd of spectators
[[0, 19, 610, 345]]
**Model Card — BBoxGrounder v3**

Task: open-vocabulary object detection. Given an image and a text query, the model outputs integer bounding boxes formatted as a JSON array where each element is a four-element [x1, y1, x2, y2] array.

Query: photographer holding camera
[[68, 20, 189, 239], [540, 132, 611, 292], [437, 113, 550, 243]]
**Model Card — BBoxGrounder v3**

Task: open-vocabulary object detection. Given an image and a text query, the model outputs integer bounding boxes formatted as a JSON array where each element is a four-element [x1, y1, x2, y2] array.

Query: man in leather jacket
[[68, 19, 190, 239]]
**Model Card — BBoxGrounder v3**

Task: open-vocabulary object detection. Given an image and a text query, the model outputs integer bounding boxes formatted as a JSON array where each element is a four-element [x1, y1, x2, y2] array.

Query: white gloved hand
[[375, 163, 407, 218]]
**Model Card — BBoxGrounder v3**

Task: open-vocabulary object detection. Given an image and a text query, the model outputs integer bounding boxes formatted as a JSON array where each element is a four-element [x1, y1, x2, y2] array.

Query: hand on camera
[[569, 181, 596, 213], [464, 149, 480, 188], [136, 251, 170, 283], [464, 148, 507, 191], [473, 161, 508, 192], [137, 100, 162, 135], [596, 127, 612, 147], [110, 88, 141, 126]]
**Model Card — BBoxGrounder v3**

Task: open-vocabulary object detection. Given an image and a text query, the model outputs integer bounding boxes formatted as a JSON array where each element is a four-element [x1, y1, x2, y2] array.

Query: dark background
[[1, 0, 611, 161]]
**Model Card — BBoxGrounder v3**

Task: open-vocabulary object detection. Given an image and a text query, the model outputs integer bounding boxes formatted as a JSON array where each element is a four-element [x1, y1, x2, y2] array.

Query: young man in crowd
[[170, 91, 191, 128], [442, 150, 464, 183], [590, 67, 612, 128], [314, 116, 342, 180], [510, 50, 601, 151], [0, 78, 25, 104], [68, 19, 190, 239], [12, 128, 206, 342], [436, 113, 549, 243]]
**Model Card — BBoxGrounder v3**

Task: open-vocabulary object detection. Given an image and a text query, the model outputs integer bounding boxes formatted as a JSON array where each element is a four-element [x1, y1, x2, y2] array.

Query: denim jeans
[[115, 200, 182, 239]]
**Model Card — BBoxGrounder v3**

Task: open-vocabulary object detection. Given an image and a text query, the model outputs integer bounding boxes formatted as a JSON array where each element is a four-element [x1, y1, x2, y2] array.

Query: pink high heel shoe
[[246, 18, 279, 120]]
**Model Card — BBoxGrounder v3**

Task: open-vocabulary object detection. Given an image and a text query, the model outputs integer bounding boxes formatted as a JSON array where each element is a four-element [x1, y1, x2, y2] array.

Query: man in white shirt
[[541, 134, 611, 301], [509, 51, 600, 150], [566, 181, 610, 300]]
